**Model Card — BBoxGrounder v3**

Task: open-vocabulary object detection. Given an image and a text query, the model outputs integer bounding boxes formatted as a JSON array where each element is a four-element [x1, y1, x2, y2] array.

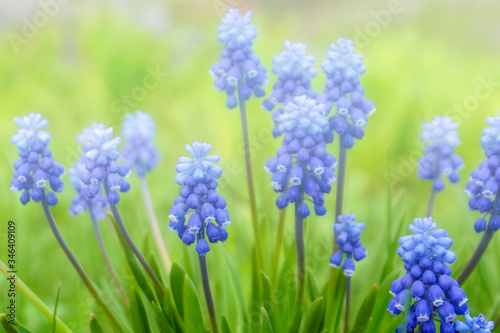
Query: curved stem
[[333, 139, 348, 251], [140, 177, 172, 273], [89, 206, 130, 307], [238, 95, 264, 273], [457, 188, 500, 285], [426, 188, 437, 217], [0, 260, 72, 332], [40, 193, 128, 333], [290, 199, 306, 330], [344, 275, 351, 333], [104, 182, 165, 299], [271, 208, 288, 284], [197, 233, 219, 333]]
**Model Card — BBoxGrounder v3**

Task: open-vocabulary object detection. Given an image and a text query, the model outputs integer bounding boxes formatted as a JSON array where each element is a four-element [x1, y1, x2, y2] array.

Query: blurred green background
[[1, 0, 500, 331]]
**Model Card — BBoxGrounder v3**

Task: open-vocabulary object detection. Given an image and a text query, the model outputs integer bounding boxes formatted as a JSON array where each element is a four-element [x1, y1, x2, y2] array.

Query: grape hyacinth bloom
[[10, 113, 65, 206], [418, 116, 463, 192], [329, 213, 367, 276], [454, 313, 495, 333], [77, 123, 131, 204], [68, 159, 108, 220], [262, 40, 318, 113], [387, 217, 472, 333], [317, 38, 375, 149], [169, 141, 227, 333], [266, 95, 336, 217], [121, 111, 161, 177], [210, 9, 268, 109]]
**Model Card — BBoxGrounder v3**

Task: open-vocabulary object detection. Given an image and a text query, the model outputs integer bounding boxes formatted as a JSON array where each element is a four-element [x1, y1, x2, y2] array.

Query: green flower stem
[[457, 187, 500, 285], [139, 176, 172, 273], [197, 233, 219, 333], [238, 94, 264, 274], [88, 203, 129, 307], [104, 183, 165, 299], [426, 188, 437, 217], [0, 259, 72, 332], [290, 198, 306, 330], [40, 193, 127, 333], [271, 207, 288, 283], [333, 139, 348, 252], [344, 274, 351, 333]]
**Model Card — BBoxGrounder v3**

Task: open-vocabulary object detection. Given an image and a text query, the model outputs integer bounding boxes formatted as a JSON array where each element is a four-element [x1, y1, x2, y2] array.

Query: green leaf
[[351, 284, 379, 333], [151, 301, 174, 333], [163, 288, 184, 332], [299, 297, 324, 333], [221, 314, 231, 333], [324, 268, 346, 332], [259, 307, 273, 333], [51, 284, 61, 333], [149, 253, 166, 302], [306, 268, 319, 303], [170, 262, 187, 319], [183, 274, 206, 333], [261, 272, 280, 330], [89, 313, 104, 333], [0, 314, 20, 333], [130, 288, 150, 333]]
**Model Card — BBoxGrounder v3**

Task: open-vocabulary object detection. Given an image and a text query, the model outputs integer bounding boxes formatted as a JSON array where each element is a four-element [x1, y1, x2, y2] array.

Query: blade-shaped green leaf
[[170, 262, 187, 319], [306, 268, 319, 303], [51, 285, 61, 333], [131, 289, 150, 333], [221, 314, 231, 333], [183, 274, 206, 333], [0, 314, 20, 333], [299, 297, 324, 333], [90, 313, 104, 333], [261, 272, 281, 330], [259, 307, 273, 333], [351, 284, 379, 333], [149, 253, 166, 303]]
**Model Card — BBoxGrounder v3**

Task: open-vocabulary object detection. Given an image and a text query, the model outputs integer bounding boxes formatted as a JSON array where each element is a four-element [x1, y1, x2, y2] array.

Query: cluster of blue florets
[[388, 217, 471, 333], [169, 142, 230, 255], [10, 113, 65, 206], [77, 123, 131, 205], [210, 9, 268, 109], [454, 313, 495, 333], [121, 111, 161, 177], [466, 113, 500, 233], [68, 159, 108, 220], [329, 213, 367, 276], [317, 38, 375, 148], [266, 95, 336, 217], [418, 116, 463, 192], [262, 40, 318, 113]]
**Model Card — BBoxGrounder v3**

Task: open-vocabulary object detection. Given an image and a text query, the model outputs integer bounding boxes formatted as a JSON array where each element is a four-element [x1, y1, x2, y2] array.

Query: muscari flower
[[329, 213, 367, 276], [388, 217, 470, 333], [121, 111, 161, 177], [418, 116, 464, 192], [317, 38, 375, 148], [68, 159, 108, 220], [454, 313, 495, 333], [77, 123, 130, 205], [262, 40, 318, 112], [467, 113, 500, 232], [10, 113, 65, 206], [169, 142, 229, 255], [265, 95, 336, 217], [210, 9, 268, 109]]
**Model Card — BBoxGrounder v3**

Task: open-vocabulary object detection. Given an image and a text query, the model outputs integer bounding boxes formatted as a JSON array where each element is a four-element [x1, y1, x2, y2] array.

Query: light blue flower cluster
[[210, 9, 268, 109], [169, 142, 229, 255], [262, 40, 318, 112], [329, 213, 367, 276], [454, 313, 495, 333], [418, 116, 463, 192], [466, 113, 500, 232], [121, 111, 161, 177], [317, 38, 375, 149], [10, 113, 65, 206], [265, 95, 336, 217], [77, 123, 131, 205], [68, 159, 108, 220], [388, 217, 470, 333]]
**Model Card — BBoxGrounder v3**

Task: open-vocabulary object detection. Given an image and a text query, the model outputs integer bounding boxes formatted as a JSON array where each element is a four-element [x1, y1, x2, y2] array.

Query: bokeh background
[[1, 0, 500, 331]]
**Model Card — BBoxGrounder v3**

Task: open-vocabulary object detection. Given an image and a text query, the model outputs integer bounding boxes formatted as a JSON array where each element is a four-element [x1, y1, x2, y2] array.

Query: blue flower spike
[[329, 213, 367, 276], [121, 111, 161, 177], [266, 95, 336, 216], [210, 9, 268, 109], [10, 113, 65, 206], [317, 38, 375, 148], [77, 123, 130, 205], [454, 313, 495, 333], [388, 217, 477, 333], [418, 116, 463, 192], [169, 141, 229, 255], [262, 40, 318, 113]]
